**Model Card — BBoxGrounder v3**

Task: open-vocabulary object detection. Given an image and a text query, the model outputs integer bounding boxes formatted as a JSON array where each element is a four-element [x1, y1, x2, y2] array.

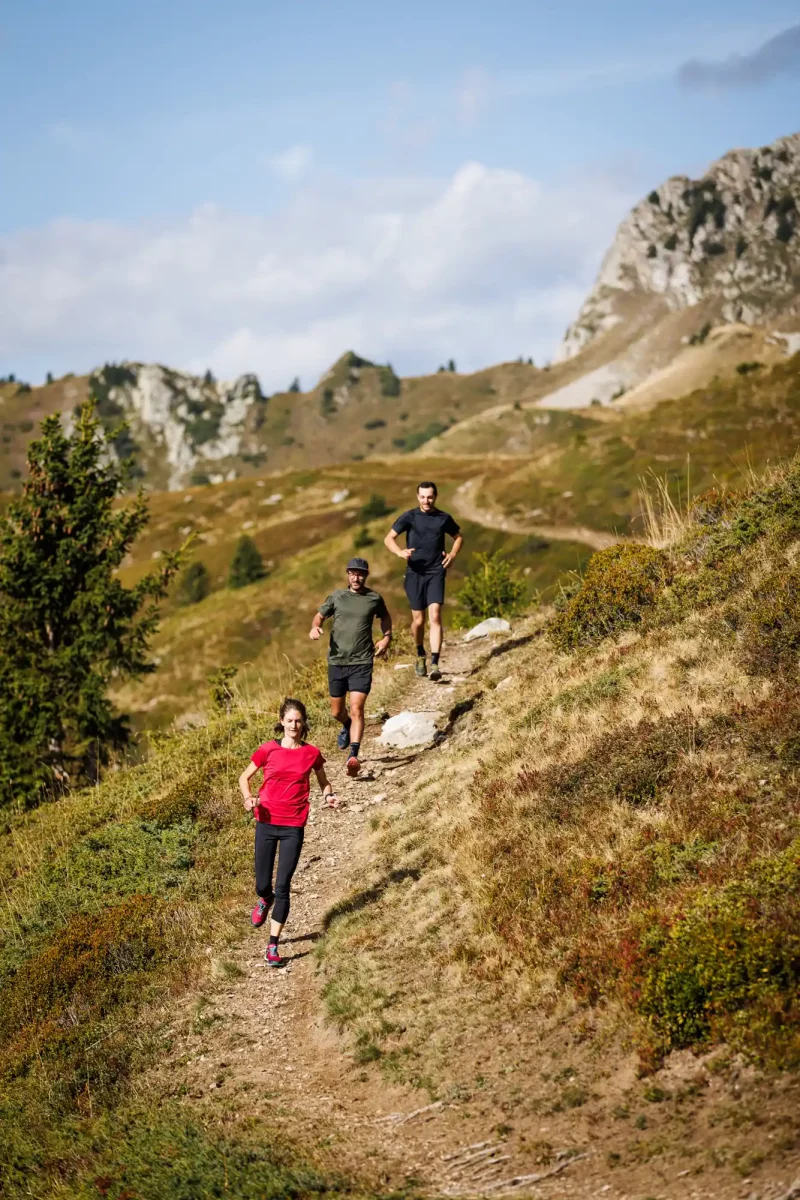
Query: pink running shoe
[[346, 755, 360, 778], [265, 942, 285, 967], [250, 894, 273, 927]]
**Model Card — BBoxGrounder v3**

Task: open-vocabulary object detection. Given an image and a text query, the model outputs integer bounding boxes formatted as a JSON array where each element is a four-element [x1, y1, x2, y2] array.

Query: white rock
[[463, 617, 511, 641], [378, 712, 438, 748], [393, 663, 412, 670], [371, 793, 387, 804], [495, 676, 515, 691], [331, 489, 350, 504]]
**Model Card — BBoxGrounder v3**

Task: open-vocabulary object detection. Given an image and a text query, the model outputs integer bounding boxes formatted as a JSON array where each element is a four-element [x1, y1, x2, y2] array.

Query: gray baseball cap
[[346, 557, 370, 573]]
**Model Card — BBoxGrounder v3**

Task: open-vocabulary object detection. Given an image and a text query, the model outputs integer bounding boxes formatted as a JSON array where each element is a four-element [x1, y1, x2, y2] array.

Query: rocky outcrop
[[89, 363, 268, 490], [557, 132, 800, 362]]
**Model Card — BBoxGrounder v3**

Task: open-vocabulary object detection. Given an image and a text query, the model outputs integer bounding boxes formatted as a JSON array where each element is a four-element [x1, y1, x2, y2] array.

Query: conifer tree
[[0, 404, 181, 806], [228, 535, 265, 588]]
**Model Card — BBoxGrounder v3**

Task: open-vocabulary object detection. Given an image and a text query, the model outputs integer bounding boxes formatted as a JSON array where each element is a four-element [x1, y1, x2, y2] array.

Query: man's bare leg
[[428, 603, 443, 680], [346, 691, 368, 776], [411, 608, 426, 675]]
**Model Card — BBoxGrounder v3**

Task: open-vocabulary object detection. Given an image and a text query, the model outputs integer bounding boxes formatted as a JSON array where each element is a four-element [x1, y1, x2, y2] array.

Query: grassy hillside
[[315, 455, 800, 1186], [113, 457, 590, 730], [5, 453, 800, 1196], [0, 647, 396, 1199], [456, 351, 800, 535]]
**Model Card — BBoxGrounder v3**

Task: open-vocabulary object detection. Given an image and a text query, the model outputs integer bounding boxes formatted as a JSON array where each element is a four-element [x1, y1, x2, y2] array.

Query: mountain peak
[[556, 131, 800, 363]]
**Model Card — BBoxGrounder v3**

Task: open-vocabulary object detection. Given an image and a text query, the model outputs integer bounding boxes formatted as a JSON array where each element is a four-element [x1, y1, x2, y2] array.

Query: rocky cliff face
[[557, 132, 800, 363], [89, 363, 268, 490]]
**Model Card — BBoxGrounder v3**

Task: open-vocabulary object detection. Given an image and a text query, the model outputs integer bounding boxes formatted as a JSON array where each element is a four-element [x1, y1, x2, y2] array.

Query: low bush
[[0, 896, 180, 1079], [358, 492, 391, 521], [549, 544, 670, 651], [175, 560, 210, 605], [625, 841, 800, 1062], [738, 563, 800, 676], [228, 535, 265, 588], [455, 551, 527, 625]]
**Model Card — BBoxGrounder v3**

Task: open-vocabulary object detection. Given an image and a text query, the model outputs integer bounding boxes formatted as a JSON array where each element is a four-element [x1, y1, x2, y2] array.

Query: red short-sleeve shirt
[[250, 740, 325, 827]]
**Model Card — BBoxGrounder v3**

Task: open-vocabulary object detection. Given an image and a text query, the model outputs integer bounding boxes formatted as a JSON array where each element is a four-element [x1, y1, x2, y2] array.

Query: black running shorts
[[404, 569, 445, 611], [328, 663, 373, 697]]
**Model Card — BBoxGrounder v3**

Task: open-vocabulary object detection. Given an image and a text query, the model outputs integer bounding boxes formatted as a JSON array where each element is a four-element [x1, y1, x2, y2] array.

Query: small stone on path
[[464, 617, 511, 641], [378, 711, 438, 748]]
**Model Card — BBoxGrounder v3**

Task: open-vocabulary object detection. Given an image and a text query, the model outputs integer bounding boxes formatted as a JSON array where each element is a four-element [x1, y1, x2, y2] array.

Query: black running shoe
[[337, 723, 352, 751]]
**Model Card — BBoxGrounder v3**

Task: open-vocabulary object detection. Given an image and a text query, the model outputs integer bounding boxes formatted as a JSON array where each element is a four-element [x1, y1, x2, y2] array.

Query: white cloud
[[268, 144, 313, 180], [0, 163, 636, 389]]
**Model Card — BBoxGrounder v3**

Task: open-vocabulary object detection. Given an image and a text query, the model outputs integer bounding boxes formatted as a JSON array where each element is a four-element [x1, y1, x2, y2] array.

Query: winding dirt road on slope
[[451, 478, 624, 552]]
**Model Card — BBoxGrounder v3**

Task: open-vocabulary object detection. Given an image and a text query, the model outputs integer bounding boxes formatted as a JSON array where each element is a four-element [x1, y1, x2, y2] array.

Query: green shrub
[[175, 560, 210, 605], [736, 361, 763, 375], [738, 564, 800, 676], [353, 526, 374, 550], [0, 896, 175, 1074], [363, 418, 386, 430], [455, 552, 527, 624], [626, 841, 800, 1062], [549, 543, 670, 651], [378, 365, 401, 397], [664, 233, 678, 251], [208, 664, 238, 713], [320, 388, 335, 417], [228, 535, 265, 588], [394, 421, 448, 453], [358, 492, 391, 521]]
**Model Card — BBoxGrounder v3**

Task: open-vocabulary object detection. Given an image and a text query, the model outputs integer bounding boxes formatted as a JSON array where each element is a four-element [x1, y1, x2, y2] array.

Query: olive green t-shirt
[[318, 587, 389, 666]]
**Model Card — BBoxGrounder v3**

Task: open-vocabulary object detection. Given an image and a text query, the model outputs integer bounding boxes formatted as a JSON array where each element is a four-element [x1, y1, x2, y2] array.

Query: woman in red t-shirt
[[239, 697, 341, 966]]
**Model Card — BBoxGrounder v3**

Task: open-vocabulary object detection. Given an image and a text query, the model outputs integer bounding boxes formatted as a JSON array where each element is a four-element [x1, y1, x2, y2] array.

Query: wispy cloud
[[268, 144, 313, 180], [0, 163, 636, 388], [677, 24, 800, 90], [456, 66, 491, 124]]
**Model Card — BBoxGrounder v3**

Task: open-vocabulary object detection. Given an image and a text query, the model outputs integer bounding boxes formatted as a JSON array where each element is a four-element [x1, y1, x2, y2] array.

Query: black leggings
[[254, 823, 305, 924]]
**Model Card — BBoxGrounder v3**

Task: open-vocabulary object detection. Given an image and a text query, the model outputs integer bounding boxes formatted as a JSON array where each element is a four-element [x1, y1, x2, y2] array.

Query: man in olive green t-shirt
[[310, 557, 392, 777]]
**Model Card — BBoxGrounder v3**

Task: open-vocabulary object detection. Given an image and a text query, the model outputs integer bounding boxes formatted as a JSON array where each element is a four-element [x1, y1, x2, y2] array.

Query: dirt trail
[[451, 478, 624, 552], [151, 630, 800, 1200], [156, 634, 538, 1196]]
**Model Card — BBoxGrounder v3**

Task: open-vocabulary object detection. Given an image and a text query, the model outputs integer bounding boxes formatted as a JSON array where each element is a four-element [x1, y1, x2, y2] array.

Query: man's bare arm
[[442, 534, 463, 570], [309, 611, 325, 640], [384, 529, 414, 561], [375, 609, 393, 658]]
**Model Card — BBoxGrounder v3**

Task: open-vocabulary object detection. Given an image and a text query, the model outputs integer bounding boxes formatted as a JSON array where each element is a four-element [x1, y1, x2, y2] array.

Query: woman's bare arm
[[239, 761, 259, 810], [315, 764, 342, 808]]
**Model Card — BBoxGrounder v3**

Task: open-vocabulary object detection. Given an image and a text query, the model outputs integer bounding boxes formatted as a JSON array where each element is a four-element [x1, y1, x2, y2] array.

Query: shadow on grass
[[322, 867, 422, 931]]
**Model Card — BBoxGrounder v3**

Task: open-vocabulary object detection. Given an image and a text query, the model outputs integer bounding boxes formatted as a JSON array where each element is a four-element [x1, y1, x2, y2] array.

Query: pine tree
[[0, 405, 181, 806], [228, 535, 265, 588], [176, 560, 211, 605]]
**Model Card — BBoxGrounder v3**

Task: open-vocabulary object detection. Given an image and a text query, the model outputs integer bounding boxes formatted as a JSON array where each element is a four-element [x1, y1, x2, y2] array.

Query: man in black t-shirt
[[384, 481, 463, 681]]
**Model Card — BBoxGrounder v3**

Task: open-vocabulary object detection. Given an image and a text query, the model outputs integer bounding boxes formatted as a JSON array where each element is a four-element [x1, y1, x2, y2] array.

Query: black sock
[[340, 715, 352, 729], [431, 652, 440, 666], [416, 645, 426, 657], [349, 741, 360, 759], [269, 934, 279, 947]]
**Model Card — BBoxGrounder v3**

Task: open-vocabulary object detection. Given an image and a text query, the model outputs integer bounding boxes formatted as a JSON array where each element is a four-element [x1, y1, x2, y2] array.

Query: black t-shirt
[[391, 507, 461, 573]]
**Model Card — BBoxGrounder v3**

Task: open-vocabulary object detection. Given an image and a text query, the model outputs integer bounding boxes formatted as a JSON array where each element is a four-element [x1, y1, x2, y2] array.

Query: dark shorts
[[328, 663, 373, 697], [404, 569, 445, 611]]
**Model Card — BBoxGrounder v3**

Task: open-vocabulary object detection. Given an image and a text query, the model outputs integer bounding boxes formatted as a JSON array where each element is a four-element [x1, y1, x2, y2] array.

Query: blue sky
[[2, 1, 799, 387]]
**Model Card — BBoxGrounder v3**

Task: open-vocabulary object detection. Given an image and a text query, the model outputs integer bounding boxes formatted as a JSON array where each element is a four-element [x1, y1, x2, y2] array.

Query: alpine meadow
[[3, 23, 800, 1198]]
